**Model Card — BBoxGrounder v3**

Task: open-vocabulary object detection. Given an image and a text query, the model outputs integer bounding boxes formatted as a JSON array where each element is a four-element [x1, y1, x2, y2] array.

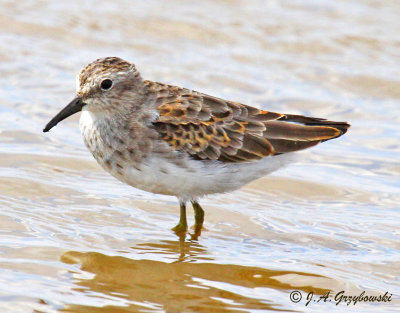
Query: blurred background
[[0, 0, 399, 312]]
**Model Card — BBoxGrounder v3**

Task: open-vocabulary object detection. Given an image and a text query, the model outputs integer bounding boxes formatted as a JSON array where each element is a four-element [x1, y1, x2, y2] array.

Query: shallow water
[[1, 0, 400, 312]]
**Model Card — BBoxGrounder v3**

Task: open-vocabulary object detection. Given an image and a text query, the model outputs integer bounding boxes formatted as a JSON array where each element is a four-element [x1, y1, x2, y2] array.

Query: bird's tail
[[263, 114, 350, 154]]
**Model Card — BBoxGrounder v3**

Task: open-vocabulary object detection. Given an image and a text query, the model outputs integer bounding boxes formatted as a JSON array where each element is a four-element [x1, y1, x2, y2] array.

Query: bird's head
[[43, 57, 143, 132]]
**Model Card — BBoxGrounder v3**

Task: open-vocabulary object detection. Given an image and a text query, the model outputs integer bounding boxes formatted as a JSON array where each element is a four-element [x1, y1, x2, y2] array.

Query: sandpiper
[[43, 57, 350, 237]]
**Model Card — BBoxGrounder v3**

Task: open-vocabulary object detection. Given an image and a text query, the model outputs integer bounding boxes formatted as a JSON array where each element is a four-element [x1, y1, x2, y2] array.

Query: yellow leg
[[191, 201, 204, 237], [172, 201, 188, 234]]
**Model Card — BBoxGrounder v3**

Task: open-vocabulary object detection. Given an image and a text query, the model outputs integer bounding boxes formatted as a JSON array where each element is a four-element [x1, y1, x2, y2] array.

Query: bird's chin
[[80, 103, 107, 116]]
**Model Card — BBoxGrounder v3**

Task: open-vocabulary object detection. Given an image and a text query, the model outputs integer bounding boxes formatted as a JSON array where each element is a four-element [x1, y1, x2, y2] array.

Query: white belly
[[80, 110, 294, 201], [114, 153, 294, 201]]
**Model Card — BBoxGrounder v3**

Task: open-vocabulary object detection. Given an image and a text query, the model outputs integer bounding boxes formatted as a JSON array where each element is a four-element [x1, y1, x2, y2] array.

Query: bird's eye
[[100, 79, 113, 90]]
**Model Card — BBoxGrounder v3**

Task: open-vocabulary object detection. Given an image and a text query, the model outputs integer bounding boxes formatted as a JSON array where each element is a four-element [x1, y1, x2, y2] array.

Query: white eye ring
[[100, 79, 113, 90]]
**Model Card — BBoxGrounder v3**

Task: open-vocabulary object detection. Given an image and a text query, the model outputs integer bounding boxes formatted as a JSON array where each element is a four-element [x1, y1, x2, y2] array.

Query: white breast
[[79, 110, 113, 164], [79, 110, 294, 201]]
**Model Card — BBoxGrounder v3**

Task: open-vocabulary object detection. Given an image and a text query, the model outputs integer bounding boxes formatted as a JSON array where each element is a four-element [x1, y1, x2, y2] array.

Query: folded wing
[[149, 82, 350, 162]]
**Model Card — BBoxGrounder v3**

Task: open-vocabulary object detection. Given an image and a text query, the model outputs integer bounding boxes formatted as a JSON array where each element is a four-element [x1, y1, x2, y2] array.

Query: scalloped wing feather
[[149, 82, 350, 162]]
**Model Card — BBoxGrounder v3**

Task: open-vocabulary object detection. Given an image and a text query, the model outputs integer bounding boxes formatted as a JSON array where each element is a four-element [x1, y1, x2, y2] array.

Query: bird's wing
[[149, 82, 350, 162]]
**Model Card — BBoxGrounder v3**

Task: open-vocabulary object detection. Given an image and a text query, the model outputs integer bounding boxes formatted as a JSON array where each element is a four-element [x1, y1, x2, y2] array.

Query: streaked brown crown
[[78, 57, 137, 89]]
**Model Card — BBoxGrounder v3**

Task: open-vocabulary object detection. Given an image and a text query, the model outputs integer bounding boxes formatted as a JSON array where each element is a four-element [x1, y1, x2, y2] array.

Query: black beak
[[43, 96, 85, 132]]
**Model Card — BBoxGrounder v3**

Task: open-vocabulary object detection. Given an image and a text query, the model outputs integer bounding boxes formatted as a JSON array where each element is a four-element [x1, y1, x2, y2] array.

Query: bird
[[43, 57, 350, 237]]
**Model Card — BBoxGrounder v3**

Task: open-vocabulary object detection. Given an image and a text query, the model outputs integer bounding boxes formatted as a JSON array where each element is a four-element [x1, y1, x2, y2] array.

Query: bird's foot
[[171, 222, 188, 235], [189, 224, 207, 240]]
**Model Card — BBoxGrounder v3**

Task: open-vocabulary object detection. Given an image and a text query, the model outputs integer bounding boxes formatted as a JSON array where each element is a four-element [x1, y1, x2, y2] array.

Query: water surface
[[0, 1, 399, 312]]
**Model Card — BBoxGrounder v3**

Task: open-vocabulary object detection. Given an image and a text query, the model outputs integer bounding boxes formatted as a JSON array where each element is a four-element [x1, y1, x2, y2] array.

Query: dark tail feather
[[263, 114, 350, 154], [278, 114, 350, 137]]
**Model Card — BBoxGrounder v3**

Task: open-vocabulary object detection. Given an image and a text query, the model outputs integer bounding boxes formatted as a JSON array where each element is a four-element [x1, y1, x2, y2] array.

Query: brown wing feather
[[149, 81, 350, 162]]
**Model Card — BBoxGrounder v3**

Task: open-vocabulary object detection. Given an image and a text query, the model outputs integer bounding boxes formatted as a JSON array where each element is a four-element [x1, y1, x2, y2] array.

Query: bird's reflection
[[133, 236, 211, 263], [60, 239, 329, 313]]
